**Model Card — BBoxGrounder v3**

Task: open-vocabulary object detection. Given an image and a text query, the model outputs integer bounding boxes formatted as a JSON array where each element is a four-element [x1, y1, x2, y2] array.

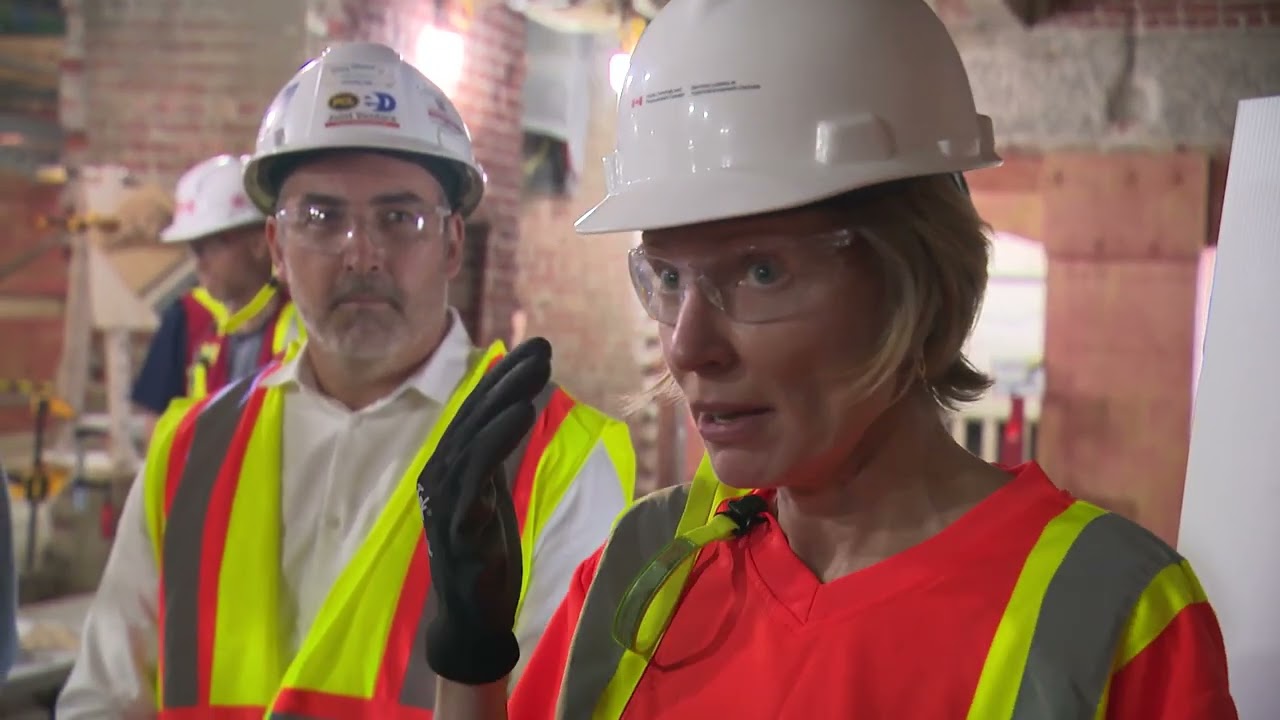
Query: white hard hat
[[161, 154, 266, 244], [243, 42, 485, 217], [575, 0, 1001, 235]]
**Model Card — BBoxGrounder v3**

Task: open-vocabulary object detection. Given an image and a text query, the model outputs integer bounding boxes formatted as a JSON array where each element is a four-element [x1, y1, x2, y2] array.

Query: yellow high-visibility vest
[[188, 286, 229, 327], [144, 341, 635, 718], [187, 287, 304, 400]]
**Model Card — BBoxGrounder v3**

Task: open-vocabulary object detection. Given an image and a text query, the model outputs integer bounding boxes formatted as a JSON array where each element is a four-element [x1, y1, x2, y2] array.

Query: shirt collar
[[259, 307, 475, 408]]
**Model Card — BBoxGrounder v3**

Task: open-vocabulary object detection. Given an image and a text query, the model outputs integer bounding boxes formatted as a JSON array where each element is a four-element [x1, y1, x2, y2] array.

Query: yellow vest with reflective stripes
[[188, 286, 230, 326], [188, 298, 305, 400], [557, 456, 1208, 720], [143, 341, 635, 718]]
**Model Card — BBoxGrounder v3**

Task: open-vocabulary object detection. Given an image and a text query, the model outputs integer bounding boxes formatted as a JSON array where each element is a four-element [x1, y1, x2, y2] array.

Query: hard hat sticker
[[325, 91, 401, 129], [325, 62, 397, 90], [328, 92, 360, 110], [426, 95, 466, 136], [627, 81, 762, 110]]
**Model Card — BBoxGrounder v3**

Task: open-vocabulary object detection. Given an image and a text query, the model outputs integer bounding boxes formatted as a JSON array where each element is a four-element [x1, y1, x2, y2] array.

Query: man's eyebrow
[[293, 191, 439, 206], [296, 192, 345, 206], [370, 191, 435, 205]]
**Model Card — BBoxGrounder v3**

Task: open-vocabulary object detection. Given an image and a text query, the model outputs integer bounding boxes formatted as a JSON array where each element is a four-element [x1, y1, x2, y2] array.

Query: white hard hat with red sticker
[[161, 154, 266, 244], [243, 41, 485, 217], [575, 0, 1002, 235]]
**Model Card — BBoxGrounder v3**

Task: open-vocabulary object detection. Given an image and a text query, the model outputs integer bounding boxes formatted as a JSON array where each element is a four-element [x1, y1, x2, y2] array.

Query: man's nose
[[340, 222, 385, 273]]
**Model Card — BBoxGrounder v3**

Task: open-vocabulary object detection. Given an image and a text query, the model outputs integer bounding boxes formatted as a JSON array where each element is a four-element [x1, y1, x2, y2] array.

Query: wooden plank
[[1040, 151, 1210, 260], [0, 296, 62, 319], [966, 152, 1043, 194], [1038, 151, 1204, 545]]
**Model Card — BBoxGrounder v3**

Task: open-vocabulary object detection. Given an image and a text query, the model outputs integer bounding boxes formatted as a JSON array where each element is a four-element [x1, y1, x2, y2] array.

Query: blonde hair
[[627, 173, 993, 415]]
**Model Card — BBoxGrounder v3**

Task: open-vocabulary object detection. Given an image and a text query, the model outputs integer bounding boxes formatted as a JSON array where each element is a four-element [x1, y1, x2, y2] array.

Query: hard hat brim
[[574, 153, 1002, 235], [159, 215, 267, 245]]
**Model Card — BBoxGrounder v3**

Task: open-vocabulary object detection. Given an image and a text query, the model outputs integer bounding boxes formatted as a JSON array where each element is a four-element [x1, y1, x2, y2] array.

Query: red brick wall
[[1053, 0, 1280, 28], [0, 173, 67, 434], [70, 0, 307, 186], [935, 0, 1280, 27]]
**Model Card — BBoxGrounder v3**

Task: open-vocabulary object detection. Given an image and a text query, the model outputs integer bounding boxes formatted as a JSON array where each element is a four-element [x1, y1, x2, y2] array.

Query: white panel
[[1178, 94, 1280, 719], [521, 22, 595, 174], [1193, 246, 1216, 401]]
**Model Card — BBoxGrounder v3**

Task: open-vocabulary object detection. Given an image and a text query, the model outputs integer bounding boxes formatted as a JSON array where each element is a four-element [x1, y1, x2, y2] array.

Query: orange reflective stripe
[[374, 539, 431, 706], [164, 393, 215, 514], [512, 388, 575, 532], [160, 706, 264, 720], [270, 688, 432, 719], [155, 392, 216, 708], [160, 376, 271, 709], [200, 386, 267, 703]]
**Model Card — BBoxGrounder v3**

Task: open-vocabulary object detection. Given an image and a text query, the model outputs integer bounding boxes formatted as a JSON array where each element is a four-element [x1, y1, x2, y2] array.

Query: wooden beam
[[966, 153, 1044, 194], [0, 295, 61, 318]]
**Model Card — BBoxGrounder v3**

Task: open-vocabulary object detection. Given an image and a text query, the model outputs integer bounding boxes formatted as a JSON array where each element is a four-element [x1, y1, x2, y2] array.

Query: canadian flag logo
[[631, 96, 643, 108], [231, 195, 249, 210], [176, 200, 196, 216]]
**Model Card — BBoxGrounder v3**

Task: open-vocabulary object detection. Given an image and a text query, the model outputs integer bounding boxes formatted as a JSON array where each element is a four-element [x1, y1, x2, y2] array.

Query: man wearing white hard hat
[[57, 41, 634, 718], [130, 154, 298, 423], [425, 0, 1238, 718]]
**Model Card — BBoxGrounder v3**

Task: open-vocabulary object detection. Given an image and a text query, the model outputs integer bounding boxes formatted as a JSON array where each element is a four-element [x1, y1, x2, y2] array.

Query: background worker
[[425, 1, 1237, 718], [56, 41, 634, 718], [130, 154, 294, 427]]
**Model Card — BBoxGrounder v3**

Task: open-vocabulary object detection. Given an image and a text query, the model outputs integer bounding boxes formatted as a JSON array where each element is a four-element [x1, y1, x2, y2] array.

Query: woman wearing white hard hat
[[423, 0, 1238, 718]]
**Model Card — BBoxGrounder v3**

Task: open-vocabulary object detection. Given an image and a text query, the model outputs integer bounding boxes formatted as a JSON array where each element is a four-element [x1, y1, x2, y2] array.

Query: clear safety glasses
[[627, 229, 857, 325], [274, 200, 452, 255]]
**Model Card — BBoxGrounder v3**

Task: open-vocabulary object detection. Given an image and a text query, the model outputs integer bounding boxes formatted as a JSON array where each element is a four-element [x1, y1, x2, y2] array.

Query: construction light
[[609, 52, 630, 96], [416, 25, 466, 97]]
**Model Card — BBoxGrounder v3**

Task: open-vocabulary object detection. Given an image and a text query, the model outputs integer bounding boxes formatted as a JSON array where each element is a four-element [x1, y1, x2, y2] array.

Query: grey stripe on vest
[[1009, 512, 1182, 720], [555, 484, 691, 720], [399, 381, 561, 709], [161, 376, 259, 707]]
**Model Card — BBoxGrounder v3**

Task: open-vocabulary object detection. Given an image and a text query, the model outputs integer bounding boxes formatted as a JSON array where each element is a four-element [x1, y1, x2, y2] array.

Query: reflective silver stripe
[[161, 377, 259, 708], [1010, 511, 1181, 720], [398, 380, 562, 709], [556, 485, 690, 719]]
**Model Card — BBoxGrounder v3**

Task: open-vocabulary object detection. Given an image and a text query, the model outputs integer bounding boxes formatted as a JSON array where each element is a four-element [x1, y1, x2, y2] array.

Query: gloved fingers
[[417, 346, 547, 512], [448, 400, 538, 543], [439, 338, 551, 450], [444, 346, 549, 459]]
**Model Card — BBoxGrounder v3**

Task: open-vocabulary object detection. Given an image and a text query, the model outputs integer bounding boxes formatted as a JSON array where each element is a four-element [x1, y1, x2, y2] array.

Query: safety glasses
[[274, 200, 452, 255], [627, 229, 857, 325]]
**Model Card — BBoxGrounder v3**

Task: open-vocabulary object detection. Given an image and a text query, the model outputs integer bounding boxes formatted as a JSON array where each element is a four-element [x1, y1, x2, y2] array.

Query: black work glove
[[417, 337, 553, 685]]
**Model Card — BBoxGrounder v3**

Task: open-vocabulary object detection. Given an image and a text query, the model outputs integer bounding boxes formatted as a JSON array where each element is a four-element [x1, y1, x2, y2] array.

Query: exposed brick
[[0, 317, 64, 435], [0, 175, 66, 297], [1044, 0, 1280, 29], [73, 0, 307, 187]]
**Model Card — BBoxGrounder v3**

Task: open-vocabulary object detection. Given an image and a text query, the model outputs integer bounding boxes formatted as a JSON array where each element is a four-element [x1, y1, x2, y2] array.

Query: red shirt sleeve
[[509, 545, 604, 720], [1106, 601, 1238, 720]]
